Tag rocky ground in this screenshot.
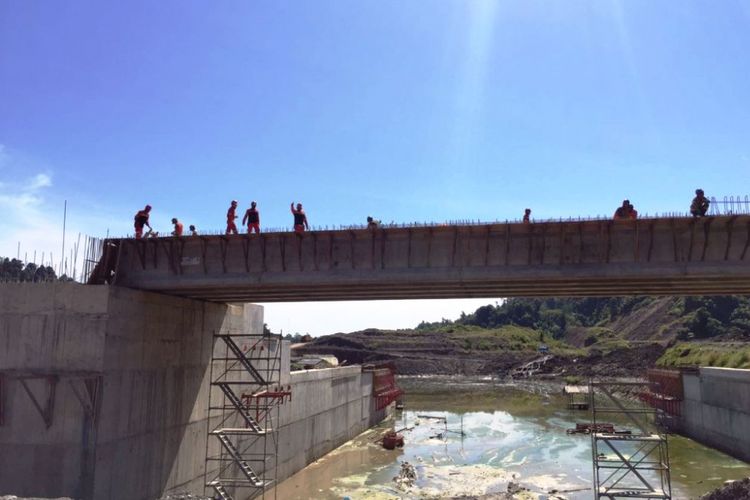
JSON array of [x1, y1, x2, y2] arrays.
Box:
[[700, 478, 750, 500]]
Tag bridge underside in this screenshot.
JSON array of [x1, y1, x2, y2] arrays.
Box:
[[94, 215, 750, 302], [153, 275, 750, 302]]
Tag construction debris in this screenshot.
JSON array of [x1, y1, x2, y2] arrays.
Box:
[[393, 461, 417, 490]]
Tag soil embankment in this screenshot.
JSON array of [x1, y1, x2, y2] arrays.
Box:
[[292, 328, 666, 377]]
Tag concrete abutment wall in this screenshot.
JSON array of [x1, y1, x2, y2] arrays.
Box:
[[679, 367, 750, 463], [0, 283, 389, 499]]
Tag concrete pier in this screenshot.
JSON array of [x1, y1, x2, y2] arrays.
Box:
[[0, 283, 390, 499]]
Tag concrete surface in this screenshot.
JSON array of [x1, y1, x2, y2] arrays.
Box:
[[275, 367, 387, 482], [102, 216, 750, 301], [680, 367, 750, 462], [0, 283, 389, 500]]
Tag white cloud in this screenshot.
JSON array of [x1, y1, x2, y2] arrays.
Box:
[[0, 147, 84, 275], [27, 173, 52, 190]]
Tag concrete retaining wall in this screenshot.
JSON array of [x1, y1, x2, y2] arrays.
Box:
[[275, 366, 386, 482], [0, 283, 389, 500], [680, 367, 750, 462]]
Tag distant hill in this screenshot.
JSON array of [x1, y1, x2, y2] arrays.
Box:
[[427, 296, 750, 343], [294, 296, 750, 375]]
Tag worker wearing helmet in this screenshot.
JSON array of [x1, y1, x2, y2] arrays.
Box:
[[226, 200, 239, 235], [291, 202, 309, 234], [134, 205, 152, 239], [243, 201, 261, 234]]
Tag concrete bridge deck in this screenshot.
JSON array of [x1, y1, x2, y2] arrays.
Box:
[[92, 215, 750, 301]]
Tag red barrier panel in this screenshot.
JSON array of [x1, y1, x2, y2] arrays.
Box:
[[647, 368, 684, 400], [365, 364, 403, 411], [639, 391, 682, 417]]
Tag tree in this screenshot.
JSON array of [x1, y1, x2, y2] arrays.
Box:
[[0, 257, 57, 282]]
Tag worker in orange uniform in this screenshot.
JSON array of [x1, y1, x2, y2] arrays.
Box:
[[613, 200, 631, 220], [134, 205, 152, 239], [627, 202, 638, 220], [242, 201, 261, 234], [291, 202, 309, 234], [171, 218, 184, 236], [226, 200, 239, 235]]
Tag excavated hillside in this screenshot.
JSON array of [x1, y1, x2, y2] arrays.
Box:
[[292, 296, 750, 376]]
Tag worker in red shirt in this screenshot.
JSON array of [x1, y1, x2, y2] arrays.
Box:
[[134, 205, 152, 239], [242, 201, 261, 234], [171, 218, 184, 236], [226, 200, 239, 235], [291, 202, 309, 234]]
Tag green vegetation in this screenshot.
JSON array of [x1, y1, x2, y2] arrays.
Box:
[[0, 257, 62, 282], [416, 296, 750, 343], [657, 342, 750, 369]]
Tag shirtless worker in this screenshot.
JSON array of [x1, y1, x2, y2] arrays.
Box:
[[134, 205, 152, 239], [226, 200, 239, 235], [171, 218, 184, 237], [291, 202, 309, 234], [242, 201, 261, 234]]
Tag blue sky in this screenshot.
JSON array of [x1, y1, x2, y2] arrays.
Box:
[[2, 1, 749, 334]]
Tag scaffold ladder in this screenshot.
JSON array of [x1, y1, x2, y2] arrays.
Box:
[[205, 330, 287, 500], [215, 382, 264, 433]]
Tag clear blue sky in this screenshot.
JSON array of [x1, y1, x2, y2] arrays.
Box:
[[2, 1, 749, 334]]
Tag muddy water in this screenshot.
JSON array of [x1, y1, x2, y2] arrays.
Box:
[[276, 377, 750, 499]]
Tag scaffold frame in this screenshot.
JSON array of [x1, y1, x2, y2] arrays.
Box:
[[589, 380, 672, 500], [204, 329, 290, 500]]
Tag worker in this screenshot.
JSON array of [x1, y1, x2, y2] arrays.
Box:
[[613, 200, 631, 220], [691, 189, 710, 217], [367, 216, 380, 229], [242, 201, 261, 234], [291, 202, 309, 234], [189, 225, 198, 236], [226, 200, 239, 235], [627, 202, 638, 220], [171, 218, 184, 237], [134, 205, 152, 239], [523, 208, 531, 223]]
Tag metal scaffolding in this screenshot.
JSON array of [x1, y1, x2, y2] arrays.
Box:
[[590, 380, 672, 499], [204, 330, 291, 500]]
